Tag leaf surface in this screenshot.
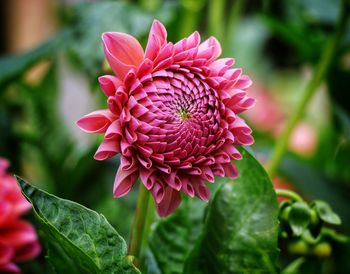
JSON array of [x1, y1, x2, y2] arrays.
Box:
[[17, 176, 140, 274], [185, 148, 280, 274]]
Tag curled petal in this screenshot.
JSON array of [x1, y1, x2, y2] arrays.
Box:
[[140, 168, 156, 190], [77, 110, 115, 134], [113, 165, 139, 198], [151, 182, 165, 204], [13, 241, 41, 262], [145, 20, 167, 60], [194, 184, 210, 202], [197, 36, 222, 63], [155, 187, 181, 217], [94, 138, 120, 161], [102, 32, 144, 79], [222, 163, 238, 179], [98, 75, 122, 97]]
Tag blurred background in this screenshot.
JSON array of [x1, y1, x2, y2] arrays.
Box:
[[0, 0, 349, 273]]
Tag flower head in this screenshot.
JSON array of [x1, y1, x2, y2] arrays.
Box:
[[0, 158, 41, 274], [77, 20, 254, 217]]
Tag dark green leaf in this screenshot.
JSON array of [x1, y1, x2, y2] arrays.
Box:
[[184, 148, 279, 274], [311, 200, 341, 225], [148, 198, 206, 274], [288, 202, 311, 236], [16, 176, 140, 274]]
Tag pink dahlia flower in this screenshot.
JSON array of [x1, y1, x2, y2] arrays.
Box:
[[77, 20, 254, 217], [0, 158, 41, 274]]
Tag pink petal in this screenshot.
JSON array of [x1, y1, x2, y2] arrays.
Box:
[[98, 75, 122, 97], [113, 165, 139, 198], [77, 110, 115, 134], [102, 32, 144, 79], [0, 262, 21, 274], [145, 20, 167, 60], [0, 202, 12, 227], [222, 163, 238, 179], [94, 138, 120, 161], [155, 187, 181, 217], [0, 220, 37, 248], [0, 244, 13, 265], [13, 241, 41, 262], [151, 182, 165, 204], [195, 184, 210, 202], [140, 168, 156, 190], [197, 36, 222, 62]]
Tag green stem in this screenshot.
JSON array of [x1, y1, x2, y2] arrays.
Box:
[[208, 0, 226, 41], [266, 0, 350, 177], [275, 189, 303, 202], [128, 182, 153, 264]]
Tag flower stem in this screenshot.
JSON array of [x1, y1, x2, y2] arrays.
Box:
[[266, 0, 350, 177], [128, 182, 153, 264], [275, 189, 303, 202]]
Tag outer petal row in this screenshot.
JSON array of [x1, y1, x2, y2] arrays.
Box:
[[102, 32, 145, 80]]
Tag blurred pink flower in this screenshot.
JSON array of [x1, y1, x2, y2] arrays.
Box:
[[77, 20, 254, 217], [289, 122, 317, 157], [0, 158, 41, 274], [246, 85, 318, 157], [244, 86, 285, 136]]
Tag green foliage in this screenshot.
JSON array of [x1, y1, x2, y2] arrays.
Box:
[[148, 198, 206, 274], [67, 1, 174, 79], [17, 176, 140, 274], [311, 200, 341, 225], [287, 202, 311, 236], [184, 149, 280, 274], [0, 32, 68, 87]]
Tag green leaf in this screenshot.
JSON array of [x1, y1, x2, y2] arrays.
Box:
[[148, 198, 206, 274], [288, 202, 311, 236], [311, 200, 341, 225], [16, 176, 140, 274], [184, 148, 279, 274], [281, 257, 306, 274], [0, 31, 68, 87]]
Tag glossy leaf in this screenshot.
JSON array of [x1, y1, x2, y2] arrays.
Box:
[[311, 200, 341, 225], [288, 202, 311, 236], [16, 176, 140, 274], [184, 148, 279, 274], [148, 198, 206, 274]]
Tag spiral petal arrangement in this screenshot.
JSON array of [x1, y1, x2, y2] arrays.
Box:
[[77, 20, 255, 217]]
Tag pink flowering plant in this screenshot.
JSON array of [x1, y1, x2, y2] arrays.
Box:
[[0, 159, 40, 274], [77, 20, 254, 217], [1, 1, 349, 273]]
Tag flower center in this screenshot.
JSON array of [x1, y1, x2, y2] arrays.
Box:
[[178, 109, 190, 121]]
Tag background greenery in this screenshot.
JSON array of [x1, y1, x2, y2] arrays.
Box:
[[0, 0, 349, 273]]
